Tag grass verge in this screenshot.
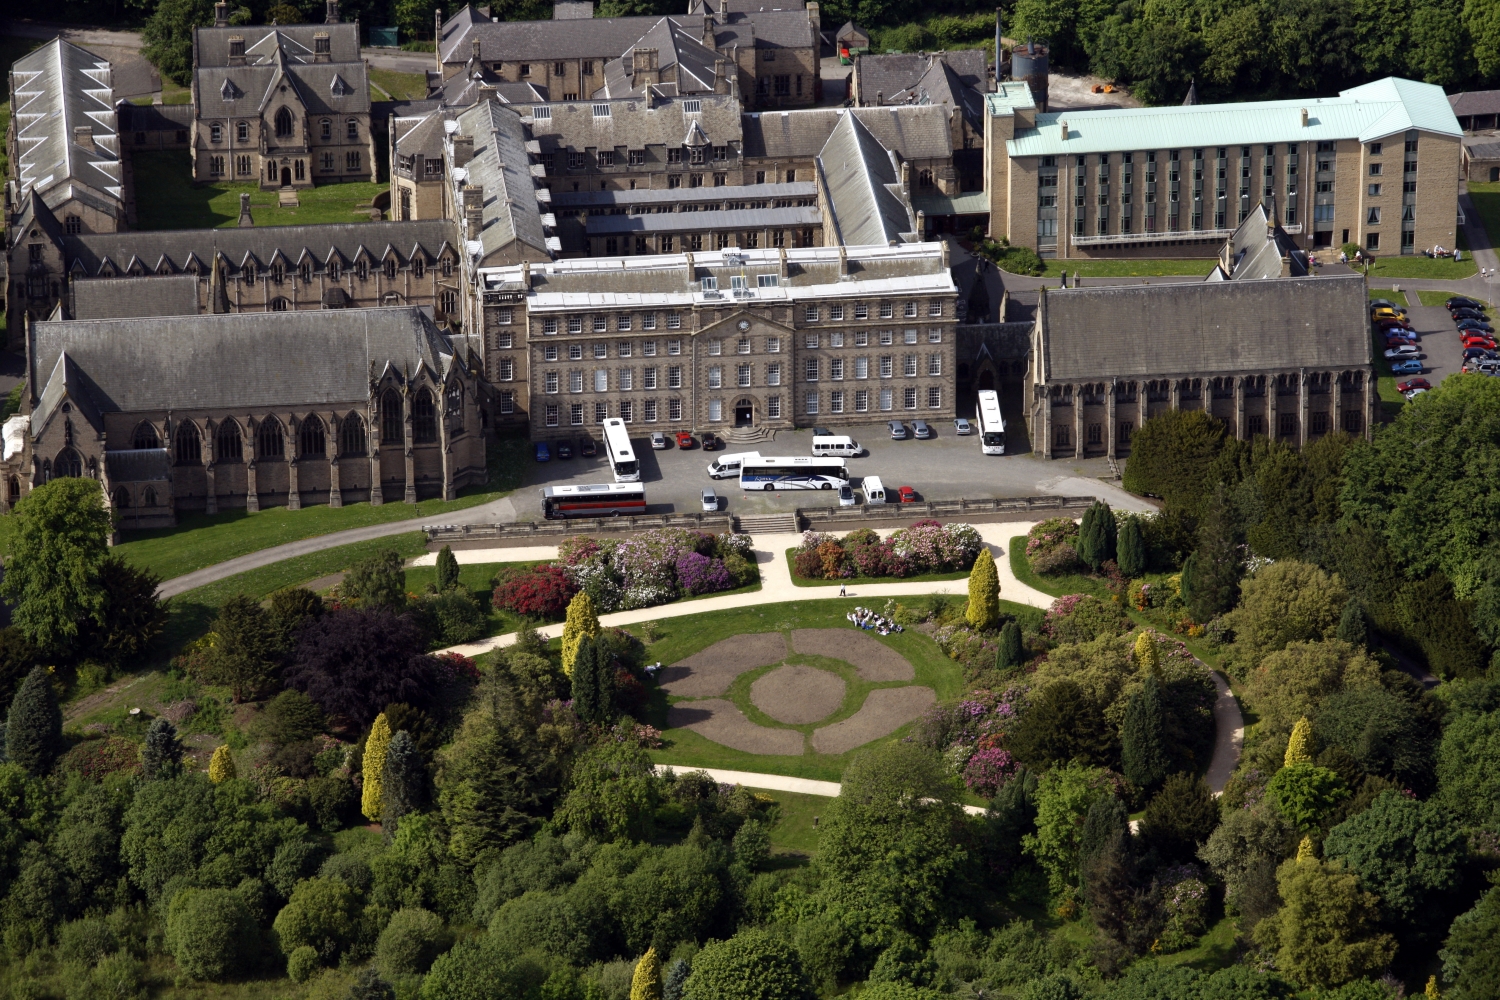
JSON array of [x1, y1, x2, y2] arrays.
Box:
[[1468, 181, 1500, 254], [1366, 255, 1477, 279], [1367, 331, 1407, 419], [1368, 288, 1408, 306], [1416, 289, 1490, 309], [782, 548, 969, 588], [369, 68, 428, 100], [1039, 259, 1215, 278], [132, 150, 386, 229]]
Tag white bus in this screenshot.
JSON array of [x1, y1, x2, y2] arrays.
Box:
[[600, 418, 640, 482], [542, 483, 647, 519], [977, 389, 1006, 455], [739, 456, 850, 491]]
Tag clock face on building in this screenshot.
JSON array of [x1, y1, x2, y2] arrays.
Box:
[[737, 319, 751, 331]]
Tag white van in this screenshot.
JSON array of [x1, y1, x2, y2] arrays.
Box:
[[862, 475, 887, 504], [812, 434, 860, 458], [706, 451, 761, 479]]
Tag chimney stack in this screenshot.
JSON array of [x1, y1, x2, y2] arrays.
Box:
[[1300, 108, 1309, 127], [464, 185, 484, 239], [940, 239, 950, 268], [632, 47, 659, 87], [325, 0, 339, 22], [452, 134, 475, 166], [1059, 119, 1067, 140], [214, 1, 228, 26], [472, 37, 481, 64], [314, 31, 331, 61], [73, 126, 94, 151]]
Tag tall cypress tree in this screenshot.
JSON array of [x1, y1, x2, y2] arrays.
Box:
[[141, 717, 184, 780], [995, 621, 1023, 672], [435, 546, 460, 592], [1336, 598, 1369, 649], [1117, 515, 1146, 577], [1120, 675, 1170, 792], [571, 637, 618, 727], [1078, 794, 1130, 894], [5, 666, 61, 776], [381, 730, 426, 837], [1181, 484, 1242, 622], [1077, 502, 1102, 570]]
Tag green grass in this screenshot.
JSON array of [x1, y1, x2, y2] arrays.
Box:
[[1151, 916, 1239, 972], [132, 150, 386, 230], [1468, 181, 1500, 254], [110, 435, 526, 582], [758, 789, 828, 855], [1369, 288, 1408, 307], [1367, 331, 1407, 418], [406, 560, 542, 637], [1416, 289, 1490, 309], [369, 68, 429, 100], [1040, 259, 1216, 278], [635, 599, 966, 781], [161, 82, 192, 105], [1365, 255, 1477, 279], [783, 548, 969, 587]]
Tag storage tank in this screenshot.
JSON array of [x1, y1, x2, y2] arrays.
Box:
[[1011, 39, 1049, 112]]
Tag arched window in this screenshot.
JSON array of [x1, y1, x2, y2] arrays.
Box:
[[215, 420, 243, 461], [7, 476, 19, 504], [40, 459, 51, 483], [445, 383, 464, 433], [356, 258, 369, 281], [320, 118, 332, 140], [340, 413, 367, 456], [244, 262, 257, 283], [115, 487, 130, 508], [412, 389, 437, 443], [381, 390, 403, 444], [275, 107, 294, 138], [440, 256, 453, 277], [175, 422, 201, 465], [54, 448, 82, 478], [133, 422, 160, 449], [383, 258, 397, 279], [329, 260, 342, 281], [299, 415, 326, 456], [143, 486, 157, 507], [256, 417, 285, 458], [412, 256, 425, 279], [271, 297, 290, 311]]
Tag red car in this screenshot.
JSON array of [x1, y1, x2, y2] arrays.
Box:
[[675, 430, 695, 449], [897, 485, 919, 503], [1462, 336, 1497, 349], [1385, 336, 1416, 348], [1395, 378, 1431, 393]]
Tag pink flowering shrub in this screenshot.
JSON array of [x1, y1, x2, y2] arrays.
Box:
[[1027, 517, 1082, 575], [794, 522, 979, 579], [964, 746, 1018, 798]]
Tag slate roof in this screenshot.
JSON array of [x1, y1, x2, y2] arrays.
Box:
[[709, 9, 816, 50], [428, 60, 547, 106], [394, 112, 446, 161], [31, 307, 454, 422], [453, 101, 553, 260], [70, 275, 201, 319], [687, 0, 807, 12], [741, 105, 952, 160], [8, 38, 123, 219], [1465, 135, 1500, 160], [1008, 76, 1460, 157], [527, 93, 743, 152], [1208, 202, 1307, 281], [195, 46, 370, 119], [599, 18, 724, 98], [1035, 274, 1370, 382], [583, 204, 818, 232], [115, 102, 194, 132], [60, 219, 456, 277], [1449, 90, 1500, 119], [106, 449, 172, 483], [195, 22, 362, 66], [816, 111, 915, 246], [854, 49, 986, 111], [551, 179, 816, 208]]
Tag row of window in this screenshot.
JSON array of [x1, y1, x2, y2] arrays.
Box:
[[806, 302, 945, 321], [804, 386, 941, 414], [534, 356, 945, 393], [177, 256, 454, 284], [505, 328, 947, 356], [541, 398, 696, 426], [543, 145, 734, 171], [596, 227, 814, 253], [208, 116, 359, 144], [805, 355, 943, 380], [207, 151, 360, 177]]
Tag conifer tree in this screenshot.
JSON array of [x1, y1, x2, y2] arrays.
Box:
[[381, 730, 426, 837], [1297, 835, 1316, 861], [561, 592, 601, 676], [1336, 598, 1369, 649], [1120, 675, 1170, 792], [208, 744, 236, 783], [662, 960, 690, 1000], [965, 552, 1001, 630], [1133, 630, 1160, 676], [362, 712, 393, 821], [1117, 515, 1146, 577], [630, 947, 664, 1000], [1180, 484, 1243, 622], [571, 636, 617, 727], [1285, 717, 1315, 766], [142, 717, 185, 779], [995, 621, 1023, 671], [1076, 501, 1117, 571], [435, 545, 460, 592], [5, 665, 62, 776]]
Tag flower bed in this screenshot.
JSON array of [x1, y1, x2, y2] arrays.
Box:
[[1026, 517, 1081, 575], [790, 522, 983, 582], [912, 687, 1024, 797]]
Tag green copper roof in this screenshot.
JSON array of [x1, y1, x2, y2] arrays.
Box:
[[1003, 77, 1460, 158]]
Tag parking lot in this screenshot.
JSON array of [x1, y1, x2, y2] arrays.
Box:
[[519, 418, 1149, 518], [1398, 298, 1466, 385]]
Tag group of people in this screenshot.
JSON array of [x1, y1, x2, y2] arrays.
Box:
[[847, 606, 904, 635]]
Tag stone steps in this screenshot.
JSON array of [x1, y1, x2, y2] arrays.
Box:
[[735, 512, 801, 534]]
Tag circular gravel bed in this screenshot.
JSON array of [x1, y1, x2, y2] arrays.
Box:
[[811, 686, 936, 755], [660, 632, 789, 697], [666, 699, 806, 755], [792, 628, 915, 682], [750, 664, 847, 724]]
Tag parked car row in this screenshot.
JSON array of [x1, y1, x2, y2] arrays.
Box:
[[1447, 296, 1498, 372], [887, 420, 934, 440], [651, 430, 723, 451]]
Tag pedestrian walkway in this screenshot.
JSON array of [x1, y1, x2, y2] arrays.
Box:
[[654, 765, 989, 815], [1204, 671, 1244, 796]]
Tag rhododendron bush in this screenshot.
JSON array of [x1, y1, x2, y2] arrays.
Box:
[[511, 529, 754, 614], [792, 522, 982, 580]]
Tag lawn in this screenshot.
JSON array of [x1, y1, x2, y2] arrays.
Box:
[[783, 548, 969, 588], [1368, 288, 1408, 306], [111, 435, 527, 583], [757, 789, 828, 856], [1416, 289, 1490, 309], [369, 68, 429, 100], [1040, 259, 1216, 278], [161, 81, 192, 105], [132, 150, 386, 230], [1367, 331, 1407, 418], [406, 560, 542, 638], [1365, 255, 1477, 279]]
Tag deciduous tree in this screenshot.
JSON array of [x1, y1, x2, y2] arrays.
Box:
[[1023, 761, 1110, 895], [1323, 791, 1463, 929], [1266, 763, 1348, 831], [682, 928, 812, 1000], [1441, 885, 1500, 1000], [165, 888, 259, 981], [285, 608, 438, 725], [1252, 856, 1397, 989], [0, 478, 112, 654]]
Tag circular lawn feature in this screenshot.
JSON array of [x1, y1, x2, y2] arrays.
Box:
[[659, 632, 789, 697], [791, 628, 915, 681], [666, 699, 806, 755], [750, 664, 847, 724], [811, 686, 937, 755]]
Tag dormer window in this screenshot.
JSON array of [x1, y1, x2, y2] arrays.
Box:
[[330, 75, 352, 97], [228, 36, 245, 59], [220, 78, 241, 100], [314, 32, 330, 54]]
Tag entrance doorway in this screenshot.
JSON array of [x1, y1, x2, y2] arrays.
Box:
[[280, 166, 292, 186], [977, 367, 995, 392], [733, 398, 754, 426]]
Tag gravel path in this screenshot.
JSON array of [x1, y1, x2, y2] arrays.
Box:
[[811, 686, 936, 755], [751, 665, 847, 724], [660, 632, 788, 697], [791, 628, 915, 681], [652, 764, 988, 816], [665, 699, 806, 755], [1204, 670, 1244, 796]]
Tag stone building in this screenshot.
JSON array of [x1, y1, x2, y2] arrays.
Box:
[[3, 307, 487, 522], [1026, 273, 1373, 460], [850, 49, 987, 189], [116, 103, 193, 155], [474, 241, 957, 438], [191, 1, 376, 189], [986, 76, 1462, 259]]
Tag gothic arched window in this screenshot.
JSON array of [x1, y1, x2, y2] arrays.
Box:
[[175, 422, 201, 465], [275, 107, 294, 138], [381, 390, 403, 444], [299, 415, 326, 456], [383, 258, 397, 279], [256, 417, 285, 458], [54, 448, 82, 478], [412, 389, 437, 443], [340, 413, 367, 456], [445, 384, 464, 433], [115, 487, 130, 509], [143, 486, 158, 507], [133, 421, 160, 449], [216, 420, 243, 461]]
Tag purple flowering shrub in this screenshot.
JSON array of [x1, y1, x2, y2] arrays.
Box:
[[793, 522, 980, 580], [964, 746, 1018, 798], [676, 552, 733, 595], [1027, 517, 1082, 575], [554, 529, 747, 610]]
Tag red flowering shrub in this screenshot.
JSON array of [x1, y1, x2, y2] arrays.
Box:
[[492, 563, 576, 617], [817, 540, 852, 580], [436, 651, 481, 685], [614, 667, 648, 715], [58, 737, 143, 781], [793, 548, 823, 580]]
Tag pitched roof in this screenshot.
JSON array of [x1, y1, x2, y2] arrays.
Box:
[[453, 101, 554, 260], [583, 204, 818, 232], [195, 21, 362, 66], [550, 178, 815, 208], [741, 105, 952, 160], [687, 0, 807, 12], [709, 8, 816, 49], [31, 307, 454, 417], [1464, 135, 1500, 160], [1035, 275, 1371, 382], [1209, 202, 1307, 280], [61, 219, 456, 277], [816, 111, 916, 246], [527, 93, 743, 152], [70, 275, 201, 319], [394, 111, 446, 160], [1007, 76, 1461, 157], [195, 52, 370, 118], [7, 38, 122, 219], [1450, 90, 1500, 118], [854, 49, 986, 110], [599, 17, 725, 98]]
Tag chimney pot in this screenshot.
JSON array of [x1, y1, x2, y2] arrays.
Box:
[[73, 125, 94, 150], [325, 0, 339, 22], [1300, 107, 1309, 126], [214, 0, 228, 26]]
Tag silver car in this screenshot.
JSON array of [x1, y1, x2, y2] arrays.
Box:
[[701, 489, 718, 511], [912, 419, 933, 439], [888, 420, 908, 440], [953, 417, 973, 435], [838, 484, 858, 506]]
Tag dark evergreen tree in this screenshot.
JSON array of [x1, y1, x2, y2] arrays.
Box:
[[341, 549, 407, 608], [1077, 503, 1103, 571], [995, 621, 1023, 672], [1117, 515, 1146, 577], [381, 731, 426, 837], [5, 666, 61, 776], [1077, 795, 1130, 896], [142, 717, 185, 780], [1336, 597, 1369, 650], [1120, 676, 1171, 793], [265, 586, 325, 656], [348, 967, 396, 1000], [1079, 798, 1139, 950], [435, 546, 460, 592], [1140, 773, 1220, 863], [1180, 485, 1242, 622], [571, 636, 618, 727]]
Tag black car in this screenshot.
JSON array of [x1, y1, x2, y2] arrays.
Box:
[[556, 441, 573, 459], [1447, 296, 1484, 310], [1463, 347, 1498, 360], [1452, 308, 1489, 321], [1457, 319, 1495, 333], [579, 438, 598, 458]]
